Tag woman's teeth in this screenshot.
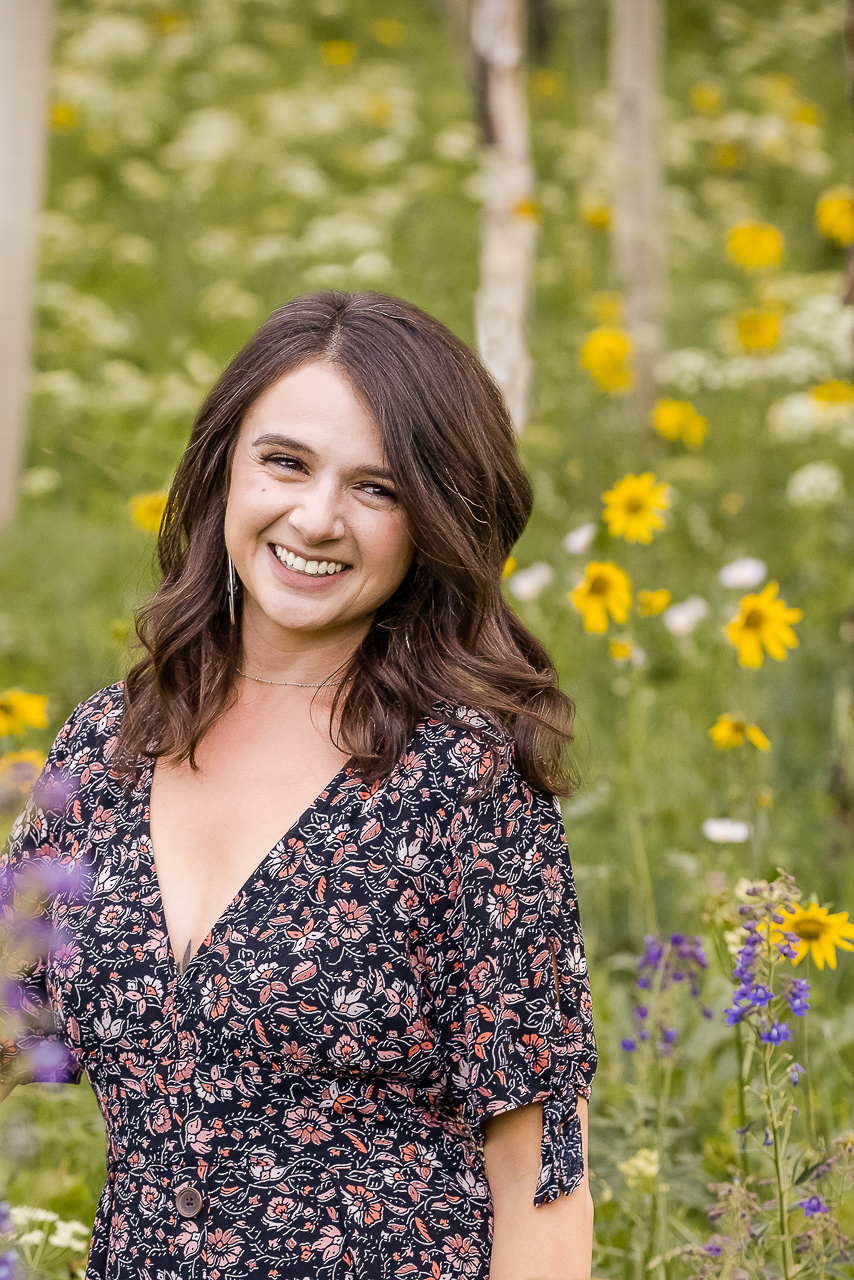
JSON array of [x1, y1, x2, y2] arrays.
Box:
[[274, 546, 347, 576]]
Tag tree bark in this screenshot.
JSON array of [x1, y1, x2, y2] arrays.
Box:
[[610, 0, 665, 426], [471, 0, 537, 431], [0, 0, 53, 526]]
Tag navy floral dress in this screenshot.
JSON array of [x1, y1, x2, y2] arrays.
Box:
[[1, 684, 596, 1280]]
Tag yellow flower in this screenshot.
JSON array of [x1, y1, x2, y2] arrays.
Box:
[[531, 69, 562, 97], [709, 714, 771, 751], [651, 399, 707, 448], [756, 787, 774, 809], [690, 83, 721, 115], [736, 309, 780, 352], [50, 103, 77, 132], [373, 20, 405, 46], [0, 750, 46, 801], [726, 220, 785, 271], [637, 589, 671, 617], [570, 562, 632, 634], [579, 327, 634, 393], [589, 292, 624, 325], [715, 143, 743, 170], [502, 555, 517, 579], [512, 198, 541, 222], [130, 491, 168, 534], [0, 690, 49, 737], [602, 473, 670, 544], [815, 187, 854, 247], [772, 902, 854, 970], [723, 581, 802, 669], [609, 639, 633, 663], [792, 100, 822, 126], [581, 202, 611, 230], [810, 379, 854, 405], [321, 40, 357, 66]]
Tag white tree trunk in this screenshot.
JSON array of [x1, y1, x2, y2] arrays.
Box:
[[0, 0, 53, 525], [610, 0, 665, 423], [471, 0, 536, 432]]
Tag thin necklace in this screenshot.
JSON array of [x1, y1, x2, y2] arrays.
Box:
[[238, 669, 349, 688]]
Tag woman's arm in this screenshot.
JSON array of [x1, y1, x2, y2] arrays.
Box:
[[484, 1097, 592, 1280]]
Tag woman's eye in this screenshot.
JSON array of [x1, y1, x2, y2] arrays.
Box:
[[265, 454, 304, 472], [362, 483, 396, 501]]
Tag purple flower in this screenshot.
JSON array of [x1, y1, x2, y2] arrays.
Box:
[[724, 1006, 745, 1025], [788, 1062, 806, 1086], [0, 1251, 17, 1280], [749, 984, 773, 1009], [635, 1005, 648, 1020], [621, 1038, 636, 1052], [798, 1196, 829, 1218], [759, 1019, 792, 1046], [661, 1027, 677, 1045], [25, 1040, 75, 1083], [0, 1202, 10, 1233], [704, 1238, 724, 1257], [763, 1128, 773, 1146], [786, 979, 810, 1017]]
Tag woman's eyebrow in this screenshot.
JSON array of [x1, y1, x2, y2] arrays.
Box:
[[252, 432, 395, 481]]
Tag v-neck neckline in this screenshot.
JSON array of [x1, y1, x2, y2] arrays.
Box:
[[138, 752, 357, 982]]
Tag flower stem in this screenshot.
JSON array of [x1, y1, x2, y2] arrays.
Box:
[[763, 1043, 794, 1279], [734, 1021, 750, 1177]]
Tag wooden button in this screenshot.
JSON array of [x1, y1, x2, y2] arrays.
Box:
[[174, 1185, 203, 1219]]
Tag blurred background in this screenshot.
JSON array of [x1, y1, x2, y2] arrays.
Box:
[[2, 0, 854, 1275]]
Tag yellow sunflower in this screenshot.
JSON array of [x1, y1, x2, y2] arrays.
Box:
[[815, 187, 854, 247], [609, 639, 633, 662], [726, 220, 785, 271], [0, 690, 49, 737], [579, 327, 634, 393], [502, 556, 517, 580], [723, 581, 802, 669], [772, 902, 854, 970], [709, 713, 771, 751], [637, 589, 671, 617], [652, 399, 707, 448], [736, 309, 780, 352], [570, 562, 632, 634], [130, 491, 168, 534], [602, 473, 671, 544]]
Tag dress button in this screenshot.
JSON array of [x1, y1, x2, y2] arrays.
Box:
[[174, 1185, 203, 1219]]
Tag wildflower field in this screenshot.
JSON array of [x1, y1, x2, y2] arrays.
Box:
[[3, 0, 854, 1275]]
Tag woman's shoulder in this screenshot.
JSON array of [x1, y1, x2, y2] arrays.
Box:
[[405, 698, 515, 802], [53, 681, 125, 759]]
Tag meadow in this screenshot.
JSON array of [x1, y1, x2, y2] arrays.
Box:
[[2, 0, 854, 1275]]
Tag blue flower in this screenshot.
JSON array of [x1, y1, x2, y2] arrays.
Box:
[[759, 1019, 792, 1045], [798, 1196, 829, 1218], [0, 1252, 16, 1280], [788, 1062, 806, 1086], [661, 1027, 677, 1045], [786, 979, 810, 1017], [749, 984, 773, 1008], [621, 1038, 636, 1052], [724, 1007, 744, 1025]]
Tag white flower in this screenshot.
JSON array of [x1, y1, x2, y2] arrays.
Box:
[[66, 16, 151, 65], [351, 251, 393, 280], [718, 557, 766, 589], [617, 1148, 659, 1188], [787, 461, 844, 507], [702, 819, 751, 844], [434, 123, 477, 162], [196, 281, 261, 323], [162, 109, 246, 171], [302, 213, 383, 256], [563, 522, 597, 554], [48, 1219, 89, 1251], [767, 393, 822, 441], [9, 1207, 58, 1225], [20, 467, 61, 497], [662, 596, 708, 636], [17, 1229, 47, 1246], [508, 562, 554, 602], [629, 645, 648, 670]]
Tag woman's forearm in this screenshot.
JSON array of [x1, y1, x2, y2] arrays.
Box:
[[485, 1097, 593, 1280]]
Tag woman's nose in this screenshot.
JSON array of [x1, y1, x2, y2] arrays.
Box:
[[287, 480, 346, 543]]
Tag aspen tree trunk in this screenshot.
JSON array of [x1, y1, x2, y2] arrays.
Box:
[[471, 0, 537, 431], [0, 0, 53, 526], [610, 0, 665, 426], [843, 0, 854, 307]]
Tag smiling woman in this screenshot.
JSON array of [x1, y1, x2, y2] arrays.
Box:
[[1, 292, 597, 1280]]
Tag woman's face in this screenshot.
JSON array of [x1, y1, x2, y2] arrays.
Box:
[[224, 360, 415, 648]]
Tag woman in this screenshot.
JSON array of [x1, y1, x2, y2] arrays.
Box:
[[1, 291, 596, 1280]]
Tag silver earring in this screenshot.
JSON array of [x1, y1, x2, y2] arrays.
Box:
[[227, 554, 238, 625]]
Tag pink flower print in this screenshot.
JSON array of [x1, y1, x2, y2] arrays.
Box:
[[541, 862, 562, 907], [315, 1222, 345, 1262], [90, 805, 116, 842], [341, 1183, 383, 1227], [148, 1103, 173, 1135], [487, 883, 517, 929], [199, 972, 229, 1019], [53, 940, 82, 982], [97, 901, 127, 931], [272, 838, 305, 878], [139, 1183, 163, 1215], [560, 1016, 584, 1054], [283, 1106, 333, 1145], [330, 1033, 366, 1069], [184, 1115, 215, 1154], [520, 1032, 550, 1073], [443, 1233, 482, 1275], [176, 1219, 201, 1259], [247, 1150, 287, 1182], [204, 1228, 243, 1268], [395, 887, 420, 919], [469, 960, 494, 994], [110, 1212, 129, 1252], [263, 1195, 296, 1227], [451, 736, 479, 772], [394, 751, 426, 790], [327, 899, 371, 941], [281, 1040, 316, 1070]]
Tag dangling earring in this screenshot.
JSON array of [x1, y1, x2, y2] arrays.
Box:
[[226, 554, 238, 625]]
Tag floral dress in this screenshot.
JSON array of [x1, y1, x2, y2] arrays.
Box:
[[1, 684, 596, 1280]]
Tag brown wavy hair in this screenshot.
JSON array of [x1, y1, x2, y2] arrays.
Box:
[[116, 290, 579, 797]]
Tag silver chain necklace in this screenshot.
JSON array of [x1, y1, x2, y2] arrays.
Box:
[[238, 668, 348, 689]]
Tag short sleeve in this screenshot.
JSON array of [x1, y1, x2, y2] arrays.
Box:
[[0, 707, 85, 1086], [432, 753, 597, 1206]]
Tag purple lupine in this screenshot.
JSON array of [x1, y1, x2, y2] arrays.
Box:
[[0, 1252, 16, 1280], [786, 979, 810, 1017], [788, 1062, 806, 1086], [777, 930, 799, 960], [797, 1196, 829, 1218], [759, 1019, 792, 1046], [704, 1236, 725, 1257], [0, 1203, 10, 1233], [25, 1040, 75, 1083], [621, 1038, 636, 1052]]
